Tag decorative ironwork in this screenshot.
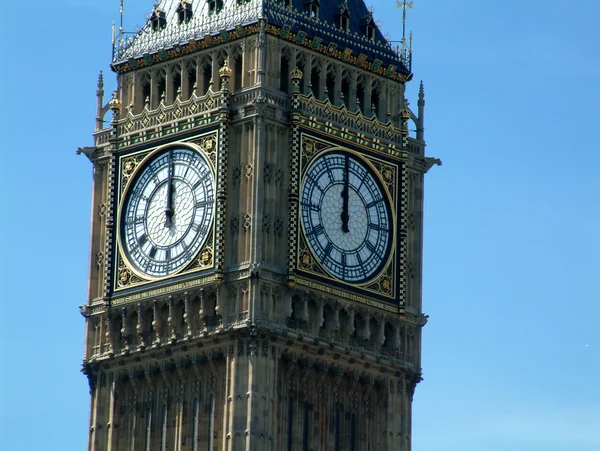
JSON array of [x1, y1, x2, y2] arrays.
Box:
[[114, 1, 263, 61]]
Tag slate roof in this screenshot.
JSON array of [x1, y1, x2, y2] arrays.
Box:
[[114, 0, 409, 75]]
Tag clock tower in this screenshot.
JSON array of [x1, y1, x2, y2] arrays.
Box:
[[80, 1, 439, 450]]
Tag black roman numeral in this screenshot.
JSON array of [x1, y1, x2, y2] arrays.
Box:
[[366, 198, 384, 208], [149, 246, 157, 259], [193, 173, 211, 190], [138, 234, 148, 246], [366, 241, 376, 253], [308, 224, 324, 236], [196, 198, 213, 209], [369, 223, 387, 232]]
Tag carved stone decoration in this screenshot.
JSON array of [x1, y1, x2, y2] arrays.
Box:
[[243, 213, 252, 232], [232, 166, 242, 185], [96, 251, 105, 268], [262, 214, 271, 234], [245, 163, 253, 180], [264, 162, 273, 184], [120, 155, 144, 192], [275, 167, 284, 185], [230, 215, 240, 235], [274, 217, 284, 237]]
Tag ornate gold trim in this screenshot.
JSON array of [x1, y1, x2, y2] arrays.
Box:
[[295, 132, 399, 301], [114, 133, 218, 289]]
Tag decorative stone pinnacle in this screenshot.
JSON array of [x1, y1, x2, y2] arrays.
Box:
[[219, 61, 232, 79]]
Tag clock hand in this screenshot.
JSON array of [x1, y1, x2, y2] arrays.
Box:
[[341, 154, 350, 233], [164, 150, 174, 228]]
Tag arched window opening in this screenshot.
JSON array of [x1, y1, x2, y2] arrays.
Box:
[[280, 54, 290, 93], [308, 0, 319, 19], [208, 0, 224, 15], [172, 71, 182, 102], [177, 1, 193, 24], [157, 75, 166, 107], [296, 59, 306, 95], [187, 67, 196, 99], [326, 72, 335, 102], [310, 66, 320, 99], [150, 8, 167, 32], [371, 87, 381, 118], [202, 63, 212, 94], [366, 25, 375, 41], [356, 83, 365, 113], [341, 77, 350, 108], [142, 81, 151, 110], [233, 54, 243, 91]]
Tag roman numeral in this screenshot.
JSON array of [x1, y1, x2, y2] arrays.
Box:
[[165, 249, 171, 261], [307, 224, 324, 236], [196, 199, 213, 209], [366, 241, 376, 253], [369, 223, 387, 232], [366, 198, 384, 208], [193, 173, 211, 190], [149, 246, 157, 259], [301, 202, 320, 212], [324, 242, 333, 257], [138, 234, 148, 247]]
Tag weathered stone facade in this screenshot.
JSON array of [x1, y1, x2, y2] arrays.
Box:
[[80, 1, 438, 449]]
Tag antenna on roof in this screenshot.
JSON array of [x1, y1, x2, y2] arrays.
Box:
[[396, 1, 413, 70], [119, 0, 125, 44]]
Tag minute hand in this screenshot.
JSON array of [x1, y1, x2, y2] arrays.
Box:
[[341, 155, 350, 233], [164, 151, 174, 228]]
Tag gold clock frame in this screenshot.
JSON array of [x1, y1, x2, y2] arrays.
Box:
[[113, 132, 219, 291], [290, 130, 407, 312]]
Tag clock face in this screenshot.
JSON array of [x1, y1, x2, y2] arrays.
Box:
[[300, 152, 393, 283], [120, 146, 215, 278]]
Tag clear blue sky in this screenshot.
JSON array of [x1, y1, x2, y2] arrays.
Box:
[[0, 1, 598, 450]]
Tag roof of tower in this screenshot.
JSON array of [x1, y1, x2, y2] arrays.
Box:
[[112, 0, 411, 80]]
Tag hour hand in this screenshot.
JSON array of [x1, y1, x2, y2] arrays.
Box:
[[341, 186, 350, 233], [164, 183, 173, 228]]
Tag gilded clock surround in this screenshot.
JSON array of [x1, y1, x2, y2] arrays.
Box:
[[290, 131, 406, 312], [114, 132, 219, 291]]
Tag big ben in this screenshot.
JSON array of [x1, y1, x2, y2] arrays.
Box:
[[79, 1, 439, 450]]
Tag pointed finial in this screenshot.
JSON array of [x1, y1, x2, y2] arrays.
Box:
[[176, 85, 182, 99], [97, 71, 104, 97], [419, 81, 425, 99], [160, 91, 166, 103], [144, 96, 150, 109]]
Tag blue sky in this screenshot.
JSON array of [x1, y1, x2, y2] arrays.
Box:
[[0, 1, 598, 450]]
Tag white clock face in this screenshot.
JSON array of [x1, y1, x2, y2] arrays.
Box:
[[120, 147, 215, 278], [300, 152, 392, 283]]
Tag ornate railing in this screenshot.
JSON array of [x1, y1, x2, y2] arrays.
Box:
[[113, 0, 409, 72], [115, 1, 263, 62], [94, 90, 223, 148], [295, 94, 407, 149], [264, 0, 410, 71]]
